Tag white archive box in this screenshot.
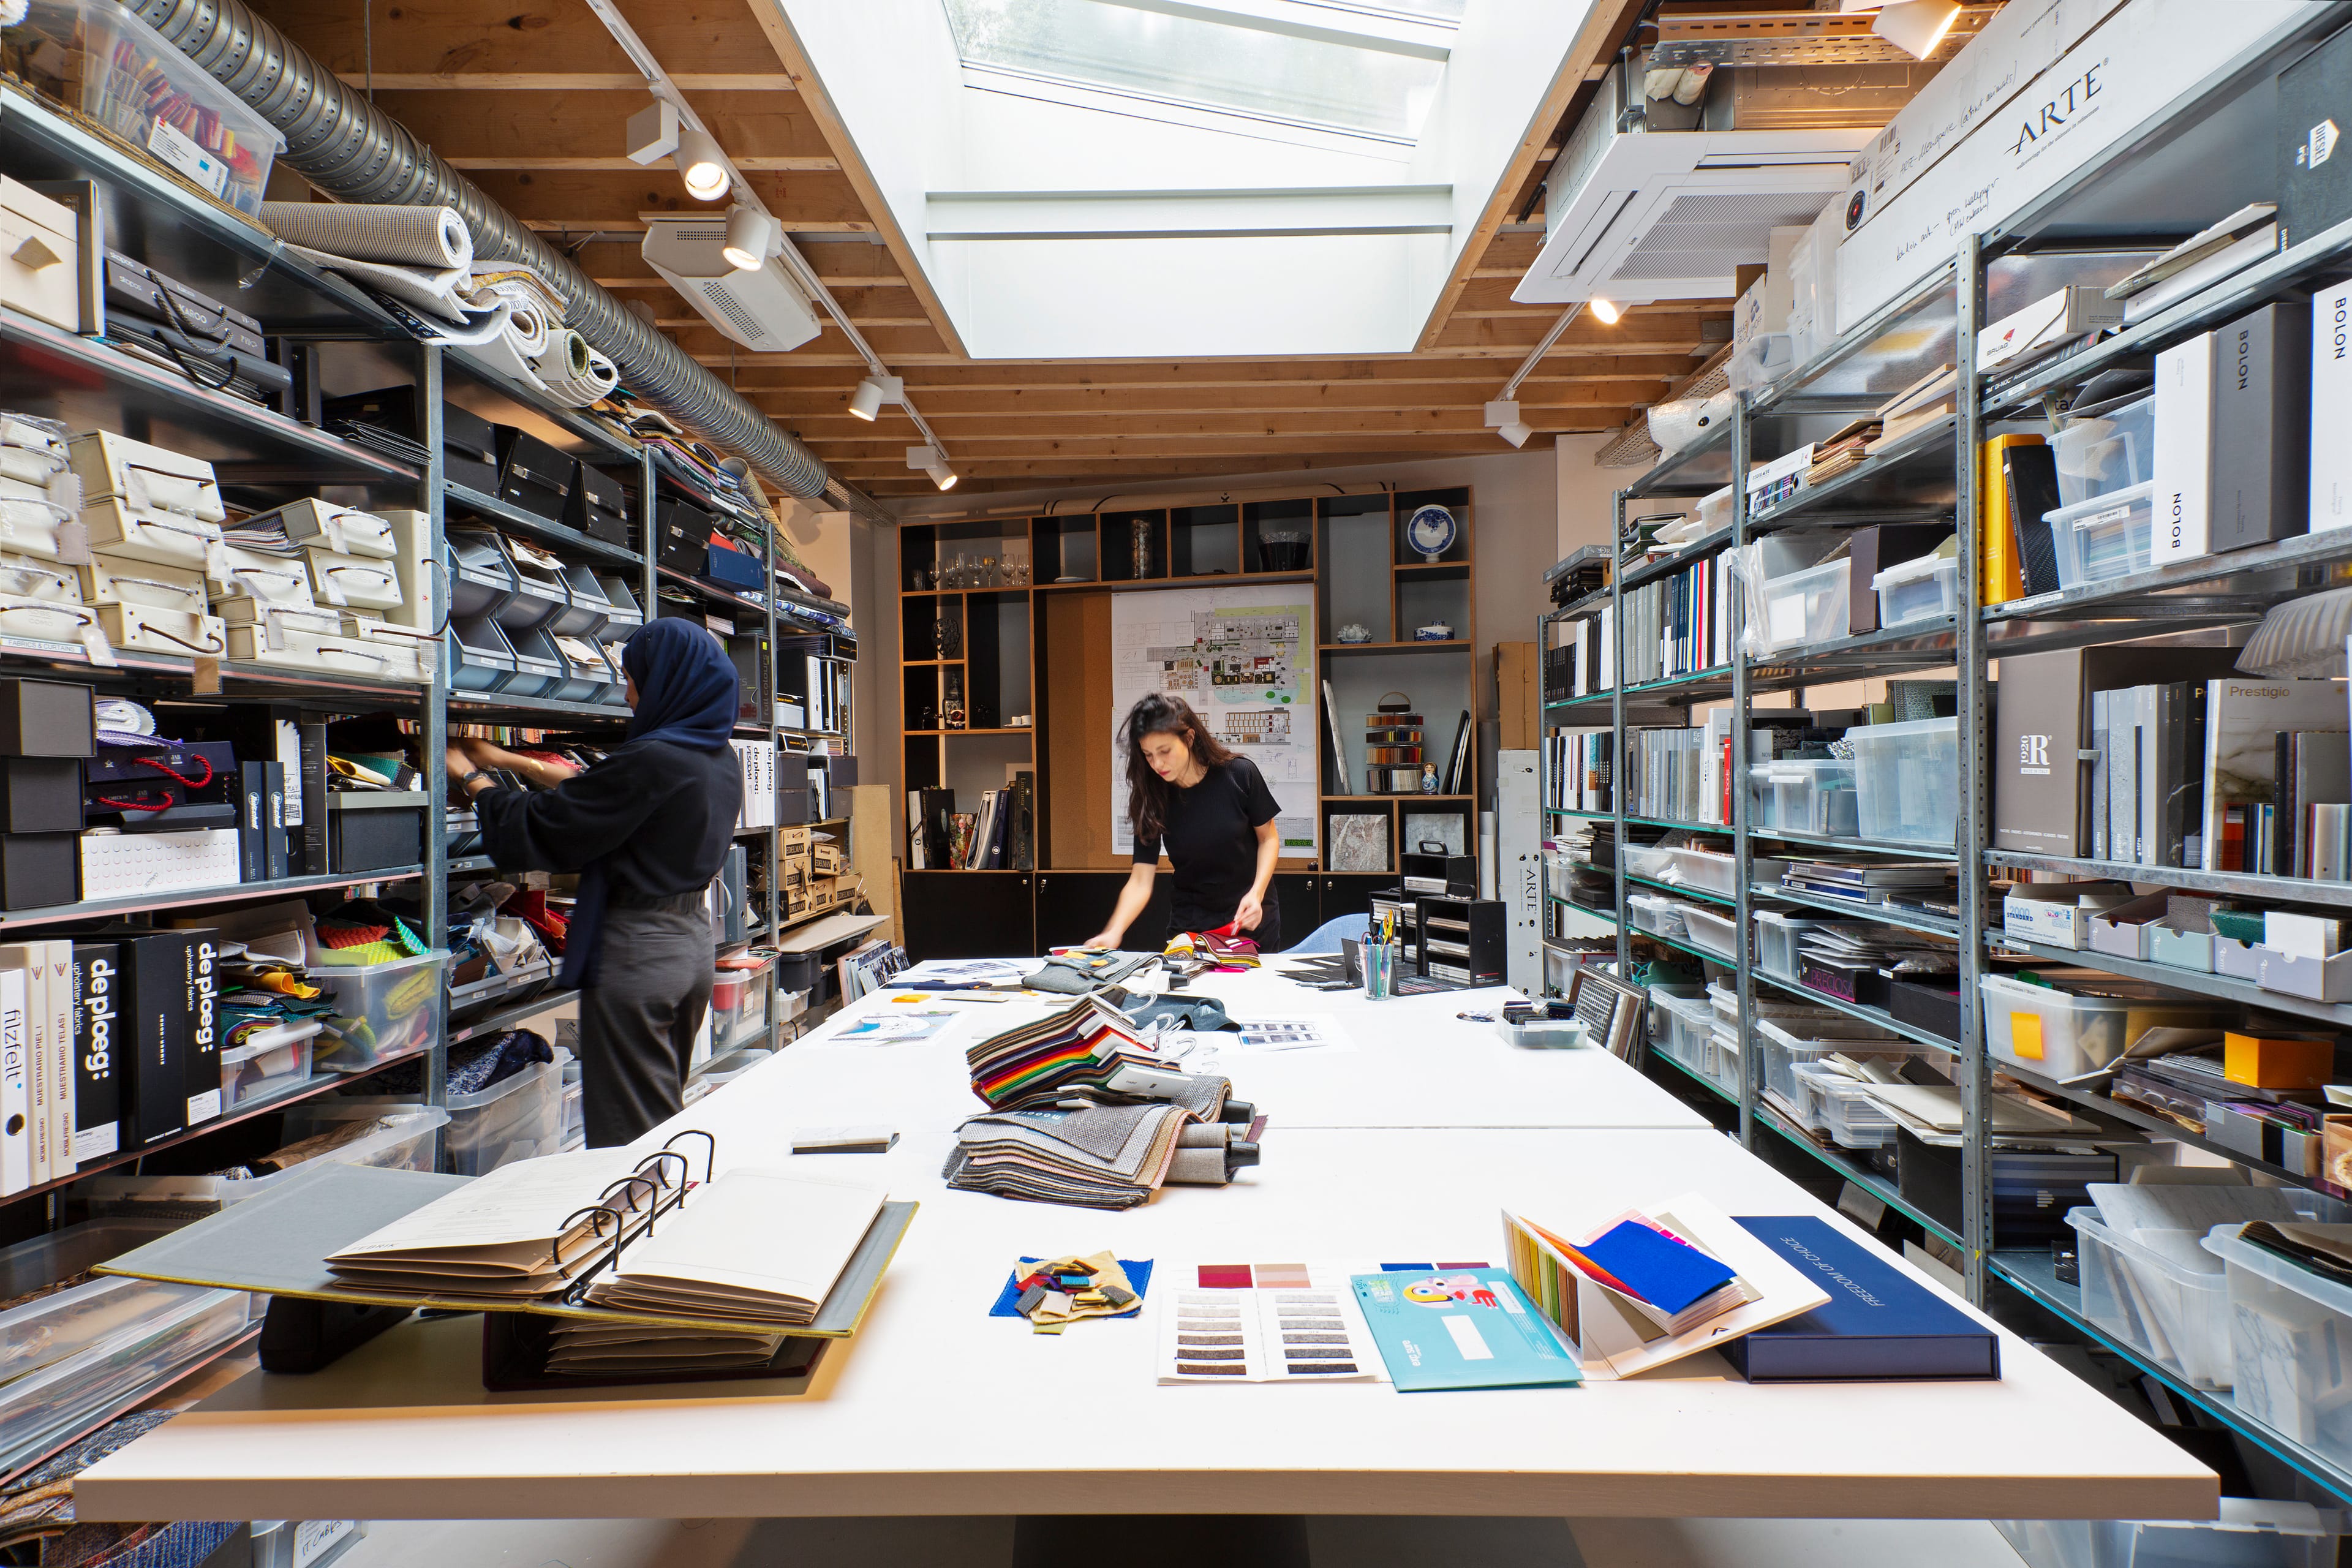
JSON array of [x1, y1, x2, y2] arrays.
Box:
[[0, 484, 85, 562], [207, 545, 313, 609], [374, 510, 435, 634], [66, 432, 222, 520], [224, 620, 407, 682], [337, 614, 434, 682], [242, 499, 394, 559], [94, 603, 224, 659], [219, 600, 336, 635], [80, 553, 207, 614], [0, 595, 102, 649], [78, 499, 222, 573], [0, 554, 77, 606], [0, 176, 82, 333], [304, 548, 401, 611], [80, 827, 240, 897]]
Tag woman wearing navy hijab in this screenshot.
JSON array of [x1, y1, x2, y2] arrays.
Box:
[[450, 618, 744, 1145]]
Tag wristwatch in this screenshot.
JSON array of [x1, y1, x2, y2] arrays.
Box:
[[457, 769, 490, 791]]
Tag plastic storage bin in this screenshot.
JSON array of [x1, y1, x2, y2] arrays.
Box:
[[1849, 716, 1959, 846], [1998, 1506, 2352, 1568], [1747, 758, 1859, 837], [1980, 973, 2229, 1078], [448, 616, 518, 693], [1790, 1061, 1897, 1147], [2070, 1207, 2236, 1390], [493, 541, 568, 633], [712, 952, 774, 1050], [2207, 1225, 2352, 1469], [446, 533, 517, 622], [1754, 1017, 1924, 1104], [1681, 904, 1738, 959], [9, 0, 285, 216], [498, 624, 565, 699], [1627, 892, 1687, 940], [443, 1058, 562, 1175], [1648, 989, 1713, 1076], [2051, 394, 2155, 509], [217, 1020, 320, 1109], [250, 1521, 366, 1568], [1755, 912, 1829, 982], [2051, 481, 2155, 589], [81, 1108, 447, 1221], [309, 949, 448, 1071], [595, 571, 644, 633], [550, 564, 614, 638], [1872, 552, 1959, 628], [1757, 558, 1850, 654]]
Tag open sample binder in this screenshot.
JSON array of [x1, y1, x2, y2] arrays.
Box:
[[90, 1132, 918, 1389]]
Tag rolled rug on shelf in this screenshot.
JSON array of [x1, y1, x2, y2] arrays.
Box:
[[470, 297, 554, 393], [258, 202, 473, 271], [535, 329, 619, 407]]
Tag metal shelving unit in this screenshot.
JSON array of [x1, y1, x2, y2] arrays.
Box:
[[1535, 5, 2352, 1507]]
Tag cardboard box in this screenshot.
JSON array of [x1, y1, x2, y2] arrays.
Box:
[[1495, 641, 1539, 751], [2226, 1031, 2337, 1090], [813, 842, 846, 876], [2328, 1115, 2352, 1187], [2003, 884, 2133, 949]]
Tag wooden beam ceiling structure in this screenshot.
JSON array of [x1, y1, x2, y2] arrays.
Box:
[[262, 0, 1718, 500]]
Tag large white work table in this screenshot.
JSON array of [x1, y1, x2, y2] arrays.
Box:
[[78, 963, 2212, 1525]]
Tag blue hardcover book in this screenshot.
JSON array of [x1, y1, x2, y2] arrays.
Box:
[[1722, 1217, 2000, 1382], [1349, 1270, 1582, 1392]]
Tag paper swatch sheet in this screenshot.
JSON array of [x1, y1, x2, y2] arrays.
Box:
[[1158, 1261, 1387, 1383]]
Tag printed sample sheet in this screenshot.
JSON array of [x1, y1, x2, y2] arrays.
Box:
[[1157, 1261, 1387, 1383]]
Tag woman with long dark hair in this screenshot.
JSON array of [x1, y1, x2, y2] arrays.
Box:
[[1085, 692, 1282, 949]]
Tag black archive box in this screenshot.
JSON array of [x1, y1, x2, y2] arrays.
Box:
[[328, 791, 426, 873], [654, 499, 713, 573], [493, 426, 573, 522], [569, 461, 631, 546], [0, 758, 82, 834], [0, 834, 75, 909], [0, 679, 93, 758]]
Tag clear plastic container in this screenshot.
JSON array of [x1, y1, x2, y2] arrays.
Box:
[[1757, 557, 1851, 654], [1754, 1017, 1924, 1103], [442, 1059, 562, 1175], [308, 949, 448, 1072], [1980, 973, 2230, 1078], [8, 0, 285, 216], [250, 1520, 366, 1568], [1627, 892, 1687, 939], [2051, 394, 2155, 509], [2051, 481, 2155, 589], [2070, 1207, 2236, 1390], [1648, 989, 1713, 1072], [712, 953, 774, 1050], [1872, 552, 1959, 628], [1849, 716, 1959, 846], [81, 1109, 447, 1221], [1681, 904, 1738, 959], [1747, 758, 1859, 837], [1790, 1062, 1897, 1147], [1707, 1025, 1741, 1096], [217, 1020, 320, 1109], [1999, 1507, 2352, 1568], [1623, 845, 1676, 883], [0, 1273, 251, 1476], [2207, 1225, 2352, 1471], [1755, 912, 1828, 982]]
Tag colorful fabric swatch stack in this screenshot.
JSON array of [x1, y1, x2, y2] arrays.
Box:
[[965, 995, 1198, 1111], [943, 1102, 1191, 1209]]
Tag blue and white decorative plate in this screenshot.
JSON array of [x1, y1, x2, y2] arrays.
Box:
[[1406, 504, 1457, 561]]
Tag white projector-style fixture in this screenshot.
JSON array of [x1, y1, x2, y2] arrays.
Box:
[[1512, 63, 1876, 307], [641, 214, 821, 353]]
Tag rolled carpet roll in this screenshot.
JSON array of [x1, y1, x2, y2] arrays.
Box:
[[535, 329, 619, 407], [258, 202, 472, 271]]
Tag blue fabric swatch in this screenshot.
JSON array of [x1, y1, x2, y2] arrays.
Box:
[[1578, 1221, 1736, 1314]]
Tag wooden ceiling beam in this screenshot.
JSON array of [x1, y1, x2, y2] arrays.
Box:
[[786, 406, 1642, 441], [464, 169, 872, 227], [333, 72, 796, 89], [265, 0, 782, 77], [810, 431, 1624, 462], [364, 89, 834, 163], [746, 380, 1672, 417], [722, 354, 1704, 393]]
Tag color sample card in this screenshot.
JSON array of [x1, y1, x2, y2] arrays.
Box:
[[1157, 1261, 1386, 1383], [1349, 1270, 1583, 1392]]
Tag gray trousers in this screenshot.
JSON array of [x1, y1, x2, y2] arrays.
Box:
[[579, 905, 715, 1148]]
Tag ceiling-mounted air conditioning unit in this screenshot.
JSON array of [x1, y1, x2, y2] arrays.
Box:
[[1511, 64, 1885, 307], [641, 214, 821, 353]]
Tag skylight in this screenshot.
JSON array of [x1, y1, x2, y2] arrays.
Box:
[[941, 0, 1455, 143]]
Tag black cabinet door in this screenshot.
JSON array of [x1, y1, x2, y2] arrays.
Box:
[[1035, 870, 1169, 951], [1317, 874, 1388, 932], [1268, 872, 1323, 951], [901, 871, 1033, 959]]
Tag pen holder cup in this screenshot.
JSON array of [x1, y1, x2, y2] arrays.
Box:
[[1363, 940, 1400, 1000]]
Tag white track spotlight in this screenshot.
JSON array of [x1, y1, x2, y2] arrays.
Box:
[[930, 461, 959, 491], [1871, 0, 1961, 59], [721, 205, 777, 271], [848, 375, 903, 421], [1484, 399, 1532, 448], [908, 444, 957, 490], [625, 99, 680, 166], [675, 126, 731, 202], [1588, 296, 1623, 325]]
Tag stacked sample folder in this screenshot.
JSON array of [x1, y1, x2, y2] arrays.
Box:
[[943, 1102, 1190, 1210], [966, 995, 1213, 1112]]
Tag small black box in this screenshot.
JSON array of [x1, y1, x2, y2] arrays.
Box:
[[328, 791, 426, 873], [0, 679, 93, 759], [1400, 850, 1476, 897], [1885, 976, 1962, 1042], [2281, 26, 2352, 248], [569, 461, 631, 546], [777, 787, 814, 826], [0, 758, 81, 833], [0, 833, 76, 909], [1896, 1130, 2116, 1250], [494, 426, 573, 521], [655, 499, 713, 573]]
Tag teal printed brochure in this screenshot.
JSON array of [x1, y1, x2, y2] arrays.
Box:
[[1349, 1270, 1583, 1392]]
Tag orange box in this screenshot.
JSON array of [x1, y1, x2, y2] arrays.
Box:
[[2224, 1031, 2337, 1089]]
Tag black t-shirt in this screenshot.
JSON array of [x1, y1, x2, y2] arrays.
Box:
[[1133, 756, 1280, 935]]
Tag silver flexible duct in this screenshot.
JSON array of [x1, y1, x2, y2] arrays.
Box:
[[127, 0, 832, 500]]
